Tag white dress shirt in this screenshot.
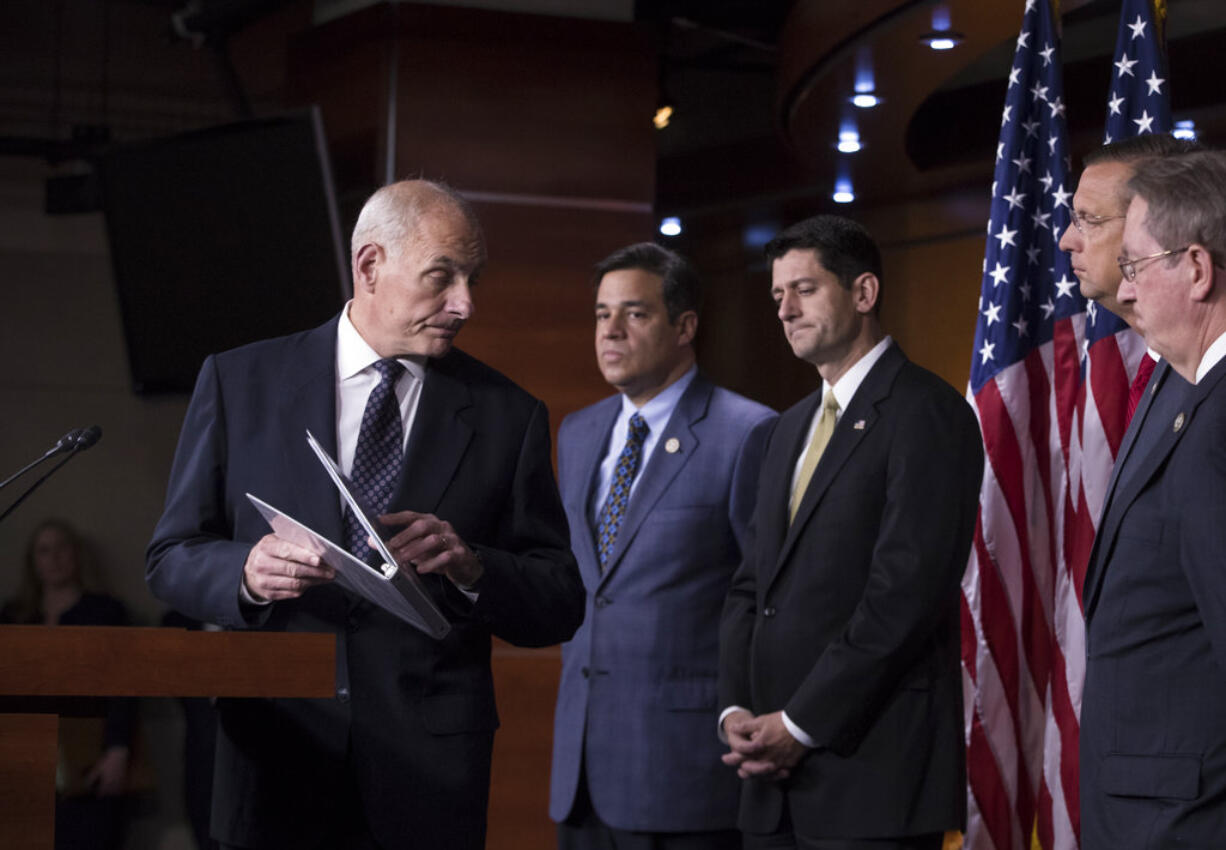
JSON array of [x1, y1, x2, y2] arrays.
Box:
[[336, 303, 427, 478], [1195, 331, 1226, 384]]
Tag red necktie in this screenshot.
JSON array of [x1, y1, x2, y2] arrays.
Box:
[[1126, 354, 1157, 425]]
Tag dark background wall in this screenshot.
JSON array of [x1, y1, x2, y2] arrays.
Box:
[[1, 0, 1223, 846]]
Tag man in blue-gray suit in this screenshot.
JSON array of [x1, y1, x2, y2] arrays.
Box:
[[550, 242, 776, 850], [1081, 151, 1226, 848]]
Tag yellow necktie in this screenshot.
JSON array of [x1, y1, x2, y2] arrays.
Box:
[[790, 391, 839, 523]]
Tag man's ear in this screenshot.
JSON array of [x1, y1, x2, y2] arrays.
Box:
[[675, 310, 698, 347], [853, 272, 880, 314], [1187, 243, 1216, 303], [353, 243, 383, 293]]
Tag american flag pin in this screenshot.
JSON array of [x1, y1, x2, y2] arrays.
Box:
[[1173, 412, 1185, 432], [853, 420, 866, 430], [665, 437, 681, 453]]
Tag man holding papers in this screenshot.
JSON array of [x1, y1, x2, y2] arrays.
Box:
[[147, 180, 583, 850]]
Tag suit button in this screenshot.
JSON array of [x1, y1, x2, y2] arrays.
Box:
[[581, 666, 591, 679], [595, 596, 610, 608], [762, 607, 777, 618], [336, 686, 350, 703]]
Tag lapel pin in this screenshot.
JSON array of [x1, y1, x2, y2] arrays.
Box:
[[665, 437, 681, 454], [1173, 412, 1185, 433], [853, 420, 866, 430], [1151, 382, 1158, 395]]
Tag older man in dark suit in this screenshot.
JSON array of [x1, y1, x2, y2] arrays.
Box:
[[718, 215, 983, 850], [1081, 150, 1226, 848], [147, 180, 583, 850]]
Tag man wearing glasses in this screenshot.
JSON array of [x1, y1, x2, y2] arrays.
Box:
[[1058, 135, 1200, 423], [1080, 150, 1226, 848]]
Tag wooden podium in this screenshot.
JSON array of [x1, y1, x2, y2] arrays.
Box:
[[0, 625, 334, 850]]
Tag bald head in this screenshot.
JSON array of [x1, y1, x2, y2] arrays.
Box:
[[351, 179, 485, 266], [349, 180, 487, 359]]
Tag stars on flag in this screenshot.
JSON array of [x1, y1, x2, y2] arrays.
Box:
[[1134, 110, 1155, 133], [1115, 53, 1139, 77], [1145, 70, 1165, 95], [970, 0, 1077, 394], [1128, 14, 1147, 39]]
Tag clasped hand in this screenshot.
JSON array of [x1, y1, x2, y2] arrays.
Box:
[[721, 709, 808, 781]]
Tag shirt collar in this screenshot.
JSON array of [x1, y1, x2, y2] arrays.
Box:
[[620, 365, 698, 434], [1195, 330, 1226, 384], [823, 335, 892, 412], [337, 301, 427, 383]]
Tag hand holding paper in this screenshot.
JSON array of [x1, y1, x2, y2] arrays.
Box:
[[380, 510, 483, 588]]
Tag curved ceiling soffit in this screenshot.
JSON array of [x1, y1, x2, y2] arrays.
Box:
[[775, 0, 1095, 202]]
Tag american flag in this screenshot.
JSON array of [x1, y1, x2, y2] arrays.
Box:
[[961, 0, 1171, 848]]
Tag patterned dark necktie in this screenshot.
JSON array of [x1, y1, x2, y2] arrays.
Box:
[[344, 358, 406, 563], [595, 413, 648, 569]]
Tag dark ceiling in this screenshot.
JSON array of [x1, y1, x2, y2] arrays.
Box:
[[3, 0, 1223, 223]]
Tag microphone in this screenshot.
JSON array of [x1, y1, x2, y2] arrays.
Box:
[[0, 425, 105, 524], [73, 425, 102, 451], [49, 428, 86, 456]]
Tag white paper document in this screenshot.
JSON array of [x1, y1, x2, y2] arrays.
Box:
[[245, 431, 451, 639]]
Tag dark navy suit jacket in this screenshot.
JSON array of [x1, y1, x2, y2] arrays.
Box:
[[1081, 357, 1226, 848], [718, 343, 982, 840], [549, 374, 775, 831], [146, 315, 583, 849]]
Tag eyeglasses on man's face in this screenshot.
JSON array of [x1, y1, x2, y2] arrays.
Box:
[[1116, 247, 1189, 282], [1070, 209, 1126, 234]]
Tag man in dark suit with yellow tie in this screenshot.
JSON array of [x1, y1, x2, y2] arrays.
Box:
[[718, 214, 983, 850]]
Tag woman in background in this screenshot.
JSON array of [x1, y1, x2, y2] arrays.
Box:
[[2, 518, 134, 850]]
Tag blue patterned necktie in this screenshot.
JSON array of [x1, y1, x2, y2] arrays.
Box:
[[344, 358, 406, 563], [595, 413, 648, 569]]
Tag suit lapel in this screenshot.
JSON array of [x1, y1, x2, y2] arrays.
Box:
[[767, 345, 903, 592], [1082, 360, 1167, 608], [597, 377, 713, 586], [756, 391, 820, 592], [279, 317, 343, 544], [567, 397, 619, 586], [1084, 360, 1222, 619], [392, 351, 474, 514]]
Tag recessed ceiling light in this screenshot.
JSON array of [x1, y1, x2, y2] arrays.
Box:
[[659, 216, 682, 237], [920, 30, 964, 50], [1173, 120, 1197, 140], [852, 93, 881, 108], [832, 179, 855, 204]]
